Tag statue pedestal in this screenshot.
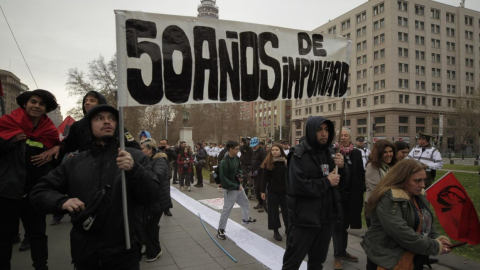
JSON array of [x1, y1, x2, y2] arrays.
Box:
[[179, 127, 194, 148]]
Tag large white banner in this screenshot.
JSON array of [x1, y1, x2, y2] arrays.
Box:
[[115, 11, 351, 107]]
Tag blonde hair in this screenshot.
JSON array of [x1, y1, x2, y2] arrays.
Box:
[[140, 138, 157, 151]]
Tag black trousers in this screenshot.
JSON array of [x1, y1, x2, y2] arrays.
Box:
[[0, 196, 48, 270], [332, 204, 350, 257], [282, 223, 334, 270], [172, 162, 178, 182], [195, 164, 204, 185], [267, 191, 288, 230], [240, 164, 251, 188], [253, 171, 264, 205], [143, 212, 162, 259]]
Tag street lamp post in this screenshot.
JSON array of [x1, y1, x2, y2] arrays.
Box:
[[367, 66, 373, 148]]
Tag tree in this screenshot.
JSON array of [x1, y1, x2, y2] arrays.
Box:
[[445, 86, 480, 154]]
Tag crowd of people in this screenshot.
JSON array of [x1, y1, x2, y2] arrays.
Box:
[[0, 88, 453, 270]]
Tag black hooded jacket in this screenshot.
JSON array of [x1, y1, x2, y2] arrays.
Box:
[[30, 115, 160, 263], [60, 91, 139, 153], [286, 116, 348, 227]]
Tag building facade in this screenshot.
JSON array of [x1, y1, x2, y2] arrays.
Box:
[[197, 0, 219, 19], [0, 69, 28, 115], [291, 0, 480, 153], [253, 100, 292, 143]]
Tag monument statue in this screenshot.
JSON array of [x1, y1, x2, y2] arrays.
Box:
[[460, 0, 465, 8], [182, 105, 190, 127]]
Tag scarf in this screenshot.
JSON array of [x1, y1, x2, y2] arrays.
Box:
[[380, 162, 390, 179], [340, 143, 354, 155], [273, 156, 286, 164], [0, 108, 59, 149]]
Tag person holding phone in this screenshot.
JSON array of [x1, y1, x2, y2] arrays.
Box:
[[362, 159, 452, 270]]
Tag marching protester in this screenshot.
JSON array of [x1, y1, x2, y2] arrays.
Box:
[[194, 142, 207, 187], [282, 116, 347, 270], [362, 159, 452, 270], [172, 141, 186, 185], [139, 130, 151, 141], [332, 128, 365, 270], [0, 90, 59, 270], [187, 145, 195, 185], [30, 105, 160, 270], [217, 141, 256, 240], [157, 138, 174, 216], [395, 140, 410, 161], [407, 132, 443, 188], [139, 138, 170, 262], [355, 136, 370, 170], [260, 144, 289, 241], [177, 146, 194, 191], [250, 137, 267, 212], [365, 139, 397, 227], [239, 137, 253, 188]]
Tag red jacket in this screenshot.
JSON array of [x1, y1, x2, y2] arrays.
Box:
[[177, 152, 194, 174]]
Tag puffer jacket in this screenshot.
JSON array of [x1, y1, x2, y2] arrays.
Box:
[[361, 188, 447, 269], [286, 116, 348, 227], [30, 140, 160, 264], [145, 152, 173, 214]]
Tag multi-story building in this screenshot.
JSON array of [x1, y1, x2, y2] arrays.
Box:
[[197, 0, 219, 19], [291, 0, 480, 153], [253, 100, 292, 143], [0, 69, 28, 115]]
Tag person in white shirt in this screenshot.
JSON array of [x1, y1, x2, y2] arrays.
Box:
[[407, 132, 443, 187]]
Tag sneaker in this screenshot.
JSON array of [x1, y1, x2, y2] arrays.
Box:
[[242, 217, 257, 225], [188, 186, 191, 192], [217, 229, 226, 240], [180, 186, 185, 191], [164, 210, 172, 216], [273, 230, 282, 241], [19, 238, 30, 251], [146, 250, 163, 262], [253, 204, 263, 209], [194, 184, 203, 188], [333, 258, 343, 270], [341, 252, 358, 262]]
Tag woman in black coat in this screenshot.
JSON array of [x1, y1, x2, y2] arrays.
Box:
[[260, 144, 289, 241], [140, 138, 170, 262]]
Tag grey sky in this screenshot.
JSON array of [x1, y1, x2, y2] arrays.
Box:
[[1, 0, 479, 117]]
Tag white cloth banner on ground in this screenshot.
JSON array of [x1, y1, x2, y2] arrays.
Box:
[[115, 10, 351, 107], [170, 186, 307, 270], [199, 197, 240, 210]]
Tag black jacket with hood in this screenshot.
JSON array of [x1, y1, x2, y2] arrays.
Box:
[[30, 108, 160, 264], [286, 116, 348, 227], [60, 91, 140, 153]]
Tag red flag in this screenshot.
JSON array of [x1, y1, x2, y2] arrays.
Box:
[[57, 115, 76, 141], [426, 172, 480, 245]]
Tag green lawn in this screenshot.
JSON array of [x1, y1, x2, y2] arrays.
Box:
[[440, 164, 480, 173], [362, 171, 480, 261]]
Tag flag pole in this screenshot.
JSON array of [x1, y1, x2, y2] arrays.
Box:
[[115, 10, 131, 250], [335, 98, 346, 174]]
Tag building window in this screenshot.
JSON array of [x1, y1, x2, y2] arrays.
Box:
[[431, 38, 440, 48], [374, 49, 385, 60], [466, 72, 474, 81], [415, 20, 425, 30], [446, 12, 455, 23], [399, 126, 409, 133], [431, 53, 440, 62], [341, 19, 351, 30], [328, 26, 337, 34], [398, 32, 408, 42], [446, 27, 455, 37], [358, 118, 367, 125], [465, 45, 473, 53], [357, 99, 361, 107], [447, 56, 456, 65], [416, 127, 425, 133], [431, 68, 441, 77], [398, 47, 408, 57], [399, 95, 410, 104], [356, 26, 367, 37], [356, 11, 367, 23], [415, 50, 425, 60], [431, 8, 440, 19], [398, 17, 408, 27], [375, 117, 385, 124], [432, 97, 442, 106], [465, 30, 473, 40], [416, 117, 425, 125], [448, 99, 457, 107], [380, 95, 385, 104], [465, 16, 473, 26], [415, 81, 426, 90], [373, 2, 385, 16], [415, 65, 425, 75], [399, 79, 409, 89], [466, 58, 474, 67], [415, 4, 424, 16], [432, 83, 441, 92], [446, 84, 456, 94], [356, 40, 367, 51], [446, 70, 456, 79], [398, 1, 408, 12], [398, 63, 409, 73], [416, 96, 426, 105], [446, 42, 455, 51], [374, 96, 379, 105], [415, 35, 425, 45], [376, 126, 385, 133], [466, 86, 474, 95], [358, 127, 367, 134]]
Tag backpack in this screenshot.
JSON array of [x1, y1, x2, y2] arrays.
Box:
[[213, 150, 232, 184]]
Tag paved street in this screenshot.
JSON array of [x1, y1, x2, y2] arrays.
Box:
[[11, 179, 479, 270]]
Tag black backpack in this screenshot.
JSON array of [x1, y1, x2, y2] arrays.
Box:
[[213, 149, 230, 184]]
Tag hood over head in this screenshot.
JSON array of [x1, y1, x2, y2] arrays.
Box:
[[304, 116, 334, 151], [82, 91, 108, 115], [139, 130, 152, 139]]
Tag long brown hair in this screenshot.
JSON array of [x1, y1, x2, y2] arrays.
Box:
[[368, 139, 398, 168], [366, 159, 425, 215], [261, 144, 286, 170]]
